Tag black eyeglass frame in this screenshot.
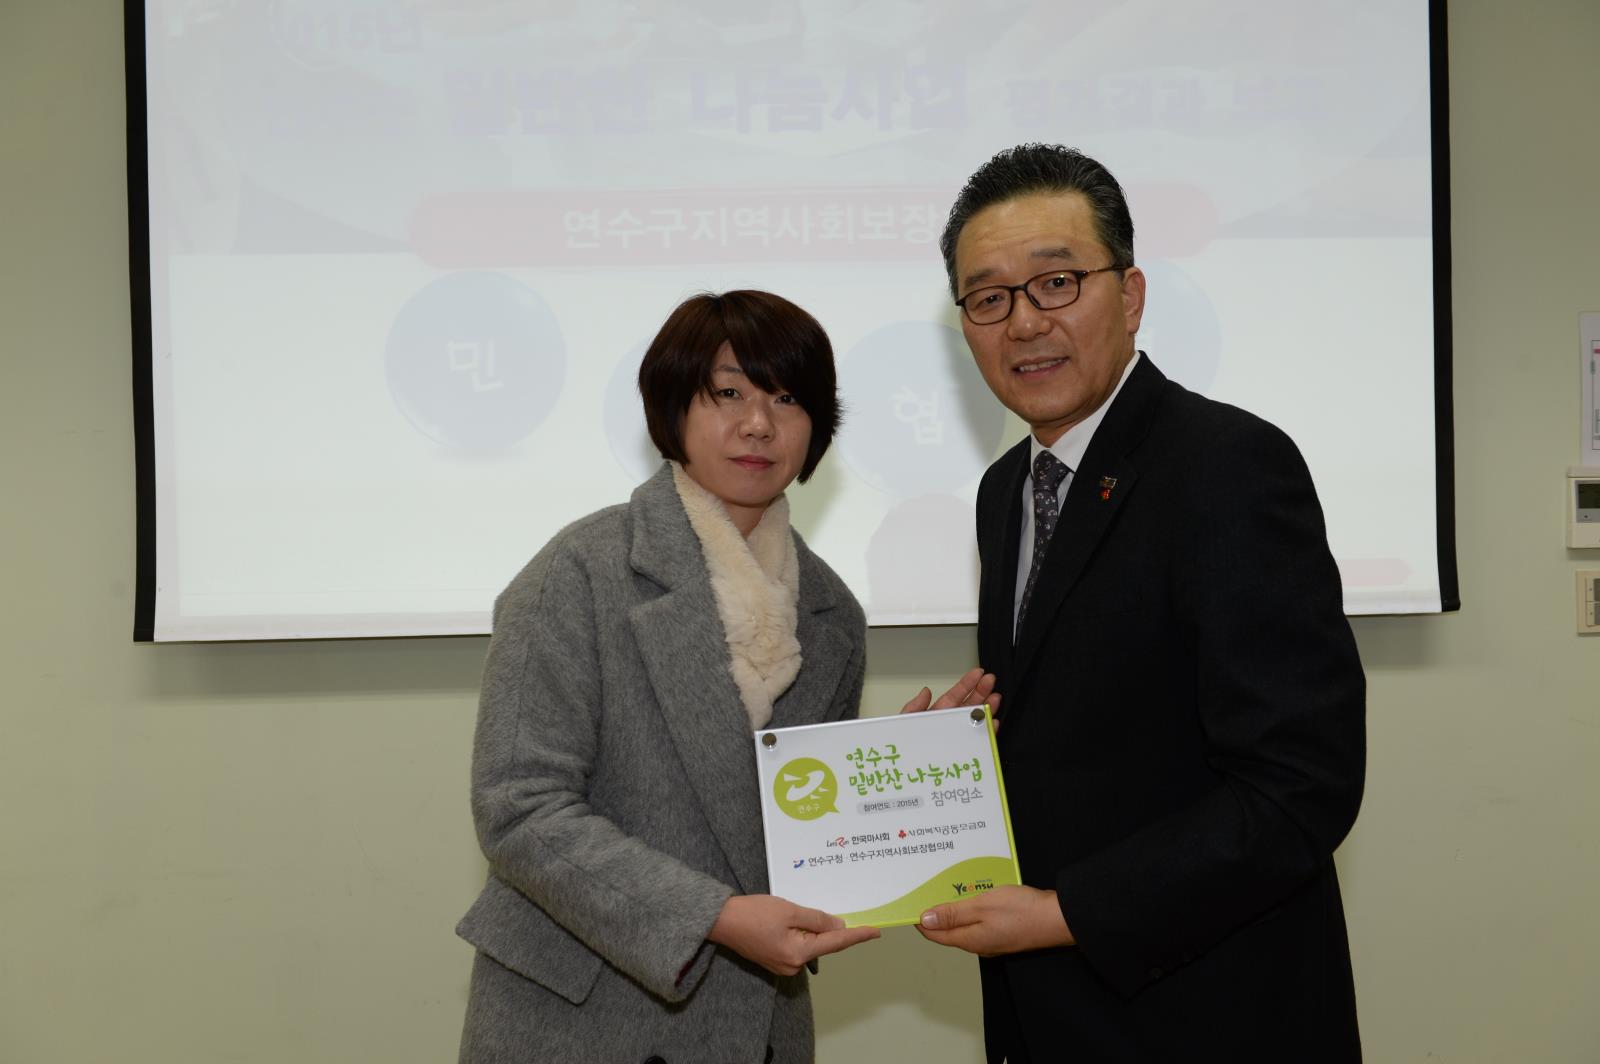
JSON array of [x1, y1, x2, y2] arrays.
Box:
[[955, 265, 1131, 325]]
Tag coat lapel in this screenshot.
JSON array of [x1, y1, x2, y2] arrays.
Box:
[[1008, 355, 1168, 699], [768, 542, 852, 730], [626, 466, 768, 894]]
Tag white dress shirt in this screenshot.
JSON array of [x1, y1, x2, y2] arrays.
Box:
[[1013, 351, 1142, 637]]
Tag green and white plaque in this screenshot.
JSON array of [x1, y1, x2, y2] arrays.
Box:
[[754, 704, 1021, 928]]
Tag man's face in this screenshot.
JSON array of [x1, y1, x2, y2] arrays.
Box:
[[953, 191, 1145, 446]]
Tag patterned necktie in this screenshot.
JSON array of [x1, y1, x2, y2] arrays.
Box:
[[1017, 450, 1071, 633]]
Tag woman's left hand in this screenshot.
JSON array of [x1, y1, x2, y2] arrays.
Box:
[[900, 667, 1000, 716]]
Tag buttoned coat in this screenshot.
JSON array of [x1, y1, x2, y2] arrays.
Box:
[[457, 464, 866, 1064], [975, 355, 1366, 1062]]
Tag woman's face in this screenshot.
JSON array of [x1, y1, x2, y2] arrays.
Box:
[[680, 342, 812, 536]]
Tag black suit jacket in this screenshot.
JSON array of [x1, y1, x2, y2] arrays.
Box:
[[976, 355, 1365, 1063]]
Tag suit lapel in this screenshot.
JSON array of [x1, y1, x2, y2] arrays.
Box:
[[1007, 355, 1168, 700], [626, 466, 767, 894], [1010, 457, 1139, 684], [978, 440, 1030, 684]]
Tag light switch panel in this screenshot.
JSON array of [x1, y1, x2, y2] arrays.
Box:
[[1578, 570, 1600, 634]]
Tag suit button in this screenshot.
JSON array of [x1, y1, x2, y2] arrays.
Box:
[[1148, 966, 1164, 979]]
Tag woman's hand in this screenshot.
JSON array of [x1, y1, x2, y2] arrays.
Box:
[[900, 667, 1001, 717], [707, 895, 880, 976]]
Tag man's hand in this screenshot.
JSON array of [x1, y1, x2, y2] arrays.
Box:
[[901, 667, 1001, 717], [915, 885, 1074, 957], [707, 895, 880, 977]]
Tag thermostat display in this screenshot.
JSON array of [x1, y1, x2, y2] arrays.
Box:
[[1569, 468, 1600, 547], [1579, 481, 1600, 516]]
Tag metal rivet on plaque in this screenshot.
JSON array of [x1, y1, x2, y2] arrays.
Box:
[[761, 733, 777, 748], [969, 707, 986, 725]]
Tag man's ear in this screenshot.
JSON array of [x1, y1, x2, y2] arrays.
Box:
[[1120, 266, 1146, 336]]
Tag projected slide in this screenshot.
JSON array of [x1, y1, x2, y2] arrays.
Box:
[[135, 0, 1446, 640]]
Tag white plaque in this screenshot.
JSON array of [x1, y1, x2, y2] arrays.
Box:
[[754, 704, 1020, 928]]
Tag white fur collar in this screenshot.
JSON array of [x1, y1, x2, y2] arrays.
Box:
[[670, 462, 801, 729]]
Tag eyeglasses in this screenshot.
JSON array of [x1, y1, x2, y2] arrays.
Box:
[[955, 266, 1129, 325]]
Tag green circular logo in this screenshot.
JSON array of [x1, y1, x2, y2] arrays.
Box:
[[773, 757, 839, 820]]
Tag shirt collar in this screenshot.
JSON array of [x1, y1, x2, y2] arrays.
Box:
[[1029, 350, 1142, 474]]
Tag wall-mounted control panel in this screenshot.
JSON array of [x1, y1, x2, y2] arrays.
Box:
[[1568, 467, 1600, 549]]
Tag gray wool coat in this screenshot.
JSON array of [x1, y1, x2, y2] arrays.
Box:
[[457, 463, 867, 1064]]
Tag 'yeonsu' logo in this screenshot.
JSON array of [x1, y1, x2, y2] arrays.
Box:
[[774, 758, 839, 820]]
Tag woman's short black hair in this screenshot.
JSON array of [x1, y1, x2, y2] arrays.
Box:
[[638, 290, 840, 483]]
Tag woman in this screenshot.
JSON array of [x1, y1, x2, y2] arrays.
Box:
[[457, 290, 992, 1064]]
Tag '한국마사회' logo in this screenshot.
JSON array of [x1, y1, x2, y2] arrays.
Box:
[[773, 757, 839, 821]]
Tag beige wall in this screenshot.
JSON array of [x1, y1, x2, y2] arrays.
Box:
[[3, 1, 1597, 1059]]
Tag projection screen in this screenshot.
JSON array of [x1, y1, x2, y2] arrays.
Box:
[[129, 0, 1458, 641]]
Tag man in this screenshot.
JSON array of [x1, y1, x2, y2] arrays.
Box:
[[915, 145, 1366, 1062]]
